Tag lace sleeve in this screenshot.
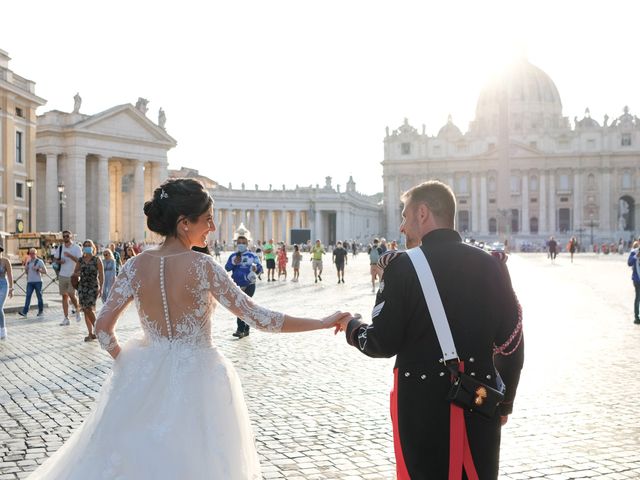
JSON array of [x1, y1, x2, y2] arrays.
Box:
[[205, 256, 284, 332], [96, 260, 135, 355]]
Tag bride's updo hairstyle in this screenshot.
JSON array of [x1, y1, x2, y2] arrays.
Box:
[[144, 178, 213, 237]]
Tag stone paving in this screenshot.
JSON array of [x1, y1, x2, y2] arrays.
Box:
[[1, 251, 640, 479]]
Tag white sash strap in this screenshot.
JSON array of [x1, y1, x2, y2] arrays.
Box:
[[406, 247, 459, 362]]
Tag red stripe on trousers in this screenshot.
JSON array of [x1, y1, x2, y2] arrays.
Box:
[[391, 368, 411, 480], [449, 361, 479, 480]]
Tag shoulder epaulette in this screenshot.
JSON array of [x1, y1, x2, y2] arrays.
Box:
[[377, 250, 402, 271]]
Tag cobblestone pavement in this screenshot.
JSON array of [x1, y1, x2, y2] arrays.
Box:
[[1, 251, 639, 479]]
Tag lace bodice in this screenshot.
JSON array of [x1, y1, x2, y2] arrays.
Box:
[[96, 250, 284, 355]]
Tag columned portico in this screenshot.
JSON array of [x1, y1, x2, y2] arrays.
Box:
[[37, 101, 176, 244]]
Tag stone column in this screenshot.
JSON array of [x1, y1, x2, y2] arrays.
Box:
[[66, 151, 87, 239], [480, 174, 488, 235], [253, 208, 260, 241], [226, 209, 233, 245], [601, 168, 611, 232], [315, 209, 322, 243], [539, 171, 547, 235], [97, 156, 110, 244], [573, 170, 582, 232], [549, 170, 556, 233], [266, 210, 273, 241], [133, 161, 145, 242], [471, 174, 479, 233], [294, 210, 301, 230], [521, 172, 530, 234], [281, 209, 287, 243], [45, 153, 59, 232]]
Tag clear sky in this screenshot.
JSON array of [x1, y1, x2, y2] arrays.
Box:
[[3, 0, 639, 195]]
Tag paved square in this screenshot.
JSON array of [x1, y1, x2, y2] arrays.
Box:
[[1, 251, 639, 478]]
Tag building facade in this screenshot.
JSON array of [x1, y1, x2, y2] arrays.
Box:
[[0, 50, 46, 236], [383, 58, 640, 247], [36, 97, 176, 244], [169, 169, 383, 246]]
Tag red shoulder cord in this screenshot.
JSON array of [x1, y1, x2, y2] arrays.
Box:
[[449, 361, 479, 480]]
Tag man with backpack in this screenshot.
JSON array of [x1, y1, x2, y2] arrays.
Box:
[[368, 238, 383, 293]]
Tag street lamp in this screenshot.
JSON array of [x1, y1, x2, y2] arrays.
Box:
[[57, 182, 65, 232], [25, 178, 33, 232]]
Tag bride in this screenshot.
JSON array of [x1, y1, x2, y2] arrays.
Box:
[[29, 178, 350, 479]]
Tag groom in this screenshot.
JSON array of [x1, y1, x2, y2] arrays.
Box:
[[339, 181, 524, 480]]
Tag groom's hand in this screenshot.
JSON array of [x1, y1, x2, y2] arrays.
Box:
[[334, 313, 361, 335]]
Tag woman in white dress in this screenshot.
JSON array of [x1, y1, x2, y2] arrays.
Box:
[[29, 178, 349, 480]]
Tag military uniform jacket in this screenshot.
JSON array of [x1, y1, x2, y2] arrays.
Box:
[[345, 229, 524, 479]]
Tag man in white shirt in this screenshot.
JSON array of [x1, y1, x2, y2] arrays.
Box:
[[54, 230, 82, 325]]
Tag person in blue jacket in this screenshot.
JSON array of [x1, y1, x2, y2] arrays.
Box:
[[627, 241, 640, 324], [225, 235, 264, 337]]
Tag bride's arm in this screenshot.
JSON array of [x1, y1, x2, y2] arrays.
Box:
[[206, 257, 348, 333], [95, 262, 135, 359]]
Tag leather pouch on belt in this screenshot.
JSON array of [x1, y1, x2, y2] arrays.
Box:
[[446, 373, 504, 419]]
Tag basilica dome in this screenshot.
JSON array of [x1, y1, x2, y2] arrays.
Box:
[[472, 58, 565, 135]]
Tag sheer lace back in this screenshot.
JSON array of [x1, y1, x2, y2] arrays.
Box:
[[132, 251, 214, 347], [96, 250, 285, 354]]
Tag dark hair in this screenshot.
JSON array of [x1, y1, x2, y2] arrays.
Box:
[[236, 235, 248, 242], [144, 178, 213, 237], [400, 180, 456, 227], [62, 230, 71, 235]]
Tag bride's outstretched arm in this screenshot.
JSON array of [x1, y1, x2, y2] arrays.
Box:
[[206, 257, 349, 333], [96, 262, 134, 359]]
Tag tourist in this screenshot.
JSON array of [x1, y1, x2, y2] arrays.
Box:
[[73, 240, 104, 341], [101, 249, 116, 302], [18, 248, 47, 318], [310, 239, 325, 283], [332, 241, 348, 283], [55, 230, 82, 326], [0, 245, 14, 340], [263, 238, 276, 281], [368, 238, 383, 292], [291, 244, 302, 282], [225, 235, 263, 338], [627, 241, 640, 325], [277, 243, 288, 280]]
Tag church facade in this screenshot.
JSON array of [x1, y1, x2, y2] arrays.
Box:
[[382, 59, 640, 248], [36, 97, 176, 244]]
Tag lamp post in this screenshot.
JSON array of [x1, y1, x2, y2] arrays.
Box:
[[57, 183, 65, 232], [25, 178, 33, 232]]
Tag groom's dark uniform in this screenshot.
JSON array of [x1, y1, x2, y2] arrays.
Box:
[[345, 229, 524, 479]]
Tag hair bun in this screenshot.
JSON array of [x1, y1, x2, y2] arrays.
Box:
[[144, 199, 172, 236]]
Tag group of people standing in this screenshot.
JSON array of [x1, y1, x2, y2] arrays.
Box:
[[0, 233, 143, 342]]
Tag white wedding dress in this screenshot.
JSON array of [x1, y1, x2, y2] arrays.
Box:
[[29, 250, 284, 480]]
